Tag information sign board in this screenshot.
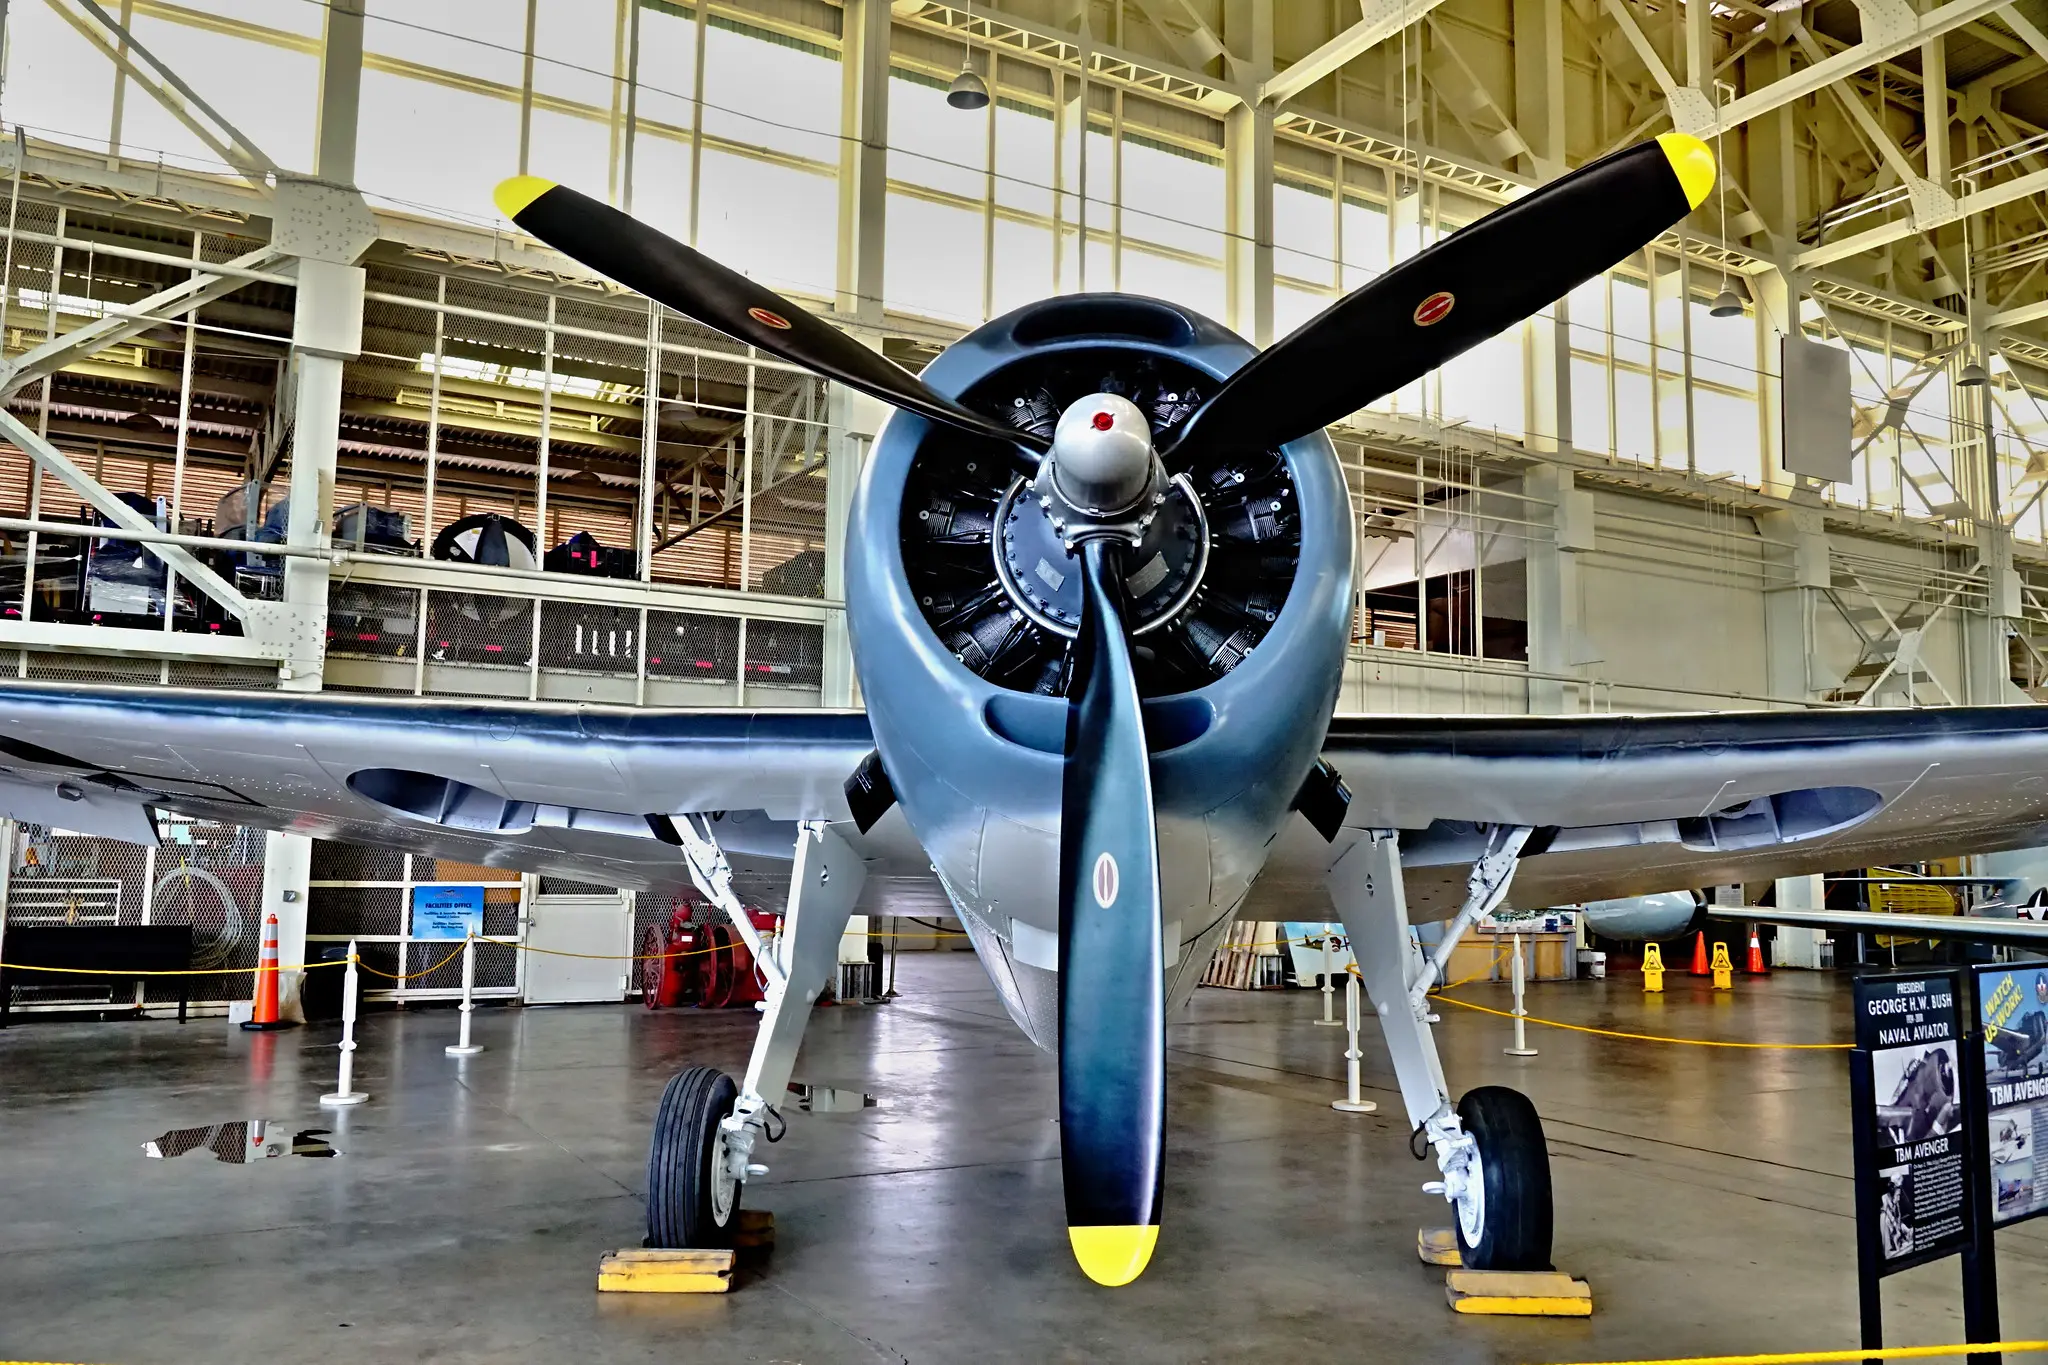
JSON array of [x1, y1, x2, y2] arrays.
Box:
[[1852, 970, 1973, 1272], [1975, 960, 2048, 1229], [411, 884, 485, 941]]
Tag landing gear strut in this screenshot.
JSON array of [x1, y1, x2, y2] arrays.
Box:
[[1325, 826, 1554, 1271], [643, 817, 866, 1249]]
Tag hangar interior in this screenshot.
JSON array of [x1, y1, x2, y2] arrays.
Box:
[[4, 0, 2048, 1360]]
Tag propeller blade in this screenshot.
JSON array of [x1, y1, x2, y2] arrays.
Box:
[[1058, 538, 1165, 1288], [492, 177, 1045, 474], [1163, 133, 1716, 463]]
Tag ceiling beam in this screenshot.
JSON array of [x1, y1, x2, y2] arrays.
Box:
[[1262, 0, 1450, 108], [1707, 0, 2009, 136], [1800, 163, 2048, 267]]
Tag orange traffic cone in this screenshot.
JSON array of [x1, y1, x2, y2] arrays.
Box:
[[1746, 927, 1767, 974], [241, 913, 295, 1032], [1690, 930, 1710, 976]]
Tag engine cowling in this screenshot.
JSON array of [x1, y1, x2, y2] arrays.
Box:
[[845, 295, 1354, 1046]]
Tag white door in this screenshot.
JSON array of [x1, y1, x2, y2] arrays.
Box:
[[523, 893, 629, 1004]]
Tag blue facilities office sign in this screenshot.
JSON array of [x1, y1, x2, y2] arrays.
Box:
[[411, 884, 484, 940]]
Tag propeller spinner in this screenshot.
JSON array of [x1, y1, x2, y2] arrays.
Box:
[[492, 130, 1713, 1287]]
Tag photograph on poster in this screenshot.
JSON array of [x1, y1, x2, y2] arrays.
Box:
[[1994, 1113, 2031, 1164], [1878, 1165, 1914, 1259], [1996, 1158, 2036, 1219], [1872, 1041, 1960, 1147], [1979, 962, 2048, 1226]]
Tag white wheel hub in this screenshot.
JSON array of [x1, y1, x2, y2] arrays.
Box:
[[709, 1122, 739, 1225], [1449, 1142, 1486, 1246]]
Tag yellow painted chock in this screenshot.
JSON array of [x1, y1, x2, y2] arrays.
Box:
[[597, 1211, 775, 1293], [1642, 943, 1665, 993], [1417, 1227, 1463, 1267], [598, 1247, 734, 1294], [1444, 1268, 1593, 1316]]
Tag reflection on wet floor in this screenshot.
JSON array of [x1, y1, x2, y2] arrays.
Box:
[[787, 1081, 877, 1113], [142, 1120, 337, 1162]]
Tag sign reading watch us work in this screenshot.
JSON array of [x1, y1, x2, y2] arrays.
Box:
[[1851, 971, 1973, 1273], [411, 884, 485, 941]]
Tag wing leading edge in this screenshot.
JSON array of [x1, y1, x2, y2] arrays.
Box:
[[1258, 706, 2048, 920], [0, 682, 893, 899]]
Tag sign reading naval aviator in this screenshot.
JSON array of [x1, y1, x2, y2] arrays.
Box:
[[1852, 971, 1972, 1271]]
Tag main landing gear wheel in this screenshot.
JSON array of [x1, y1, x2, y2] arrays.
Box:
[[1451, 1086, 1553, 1271], [647, 1066, 741, 1249]]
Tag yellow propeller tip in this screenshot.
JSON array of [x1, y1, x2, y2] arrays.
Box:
[[1655, 132, 1716, 211], [1068, 1225, 1159, 1286], [493, 175, 558, 221]]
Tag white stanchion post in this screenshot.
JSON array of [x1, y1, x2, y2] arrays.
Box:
[[445, 933, 484, 1057], [321, 938, 370, 1106], [1330, 972, 1377, 1114], [1314, 924, 1341, 1026], [1505, 932, 1538, 1057]]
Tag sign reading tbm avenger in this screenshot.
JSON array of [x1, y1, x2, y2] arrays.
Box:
[[1851, 971, 1973, 1272], [1976, 960, 2048, 1228]]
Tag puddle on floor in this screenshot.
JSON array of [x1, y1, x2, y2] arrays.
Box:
[[786, 1082, 878, 1114], [143, 1120, 337, 1162]]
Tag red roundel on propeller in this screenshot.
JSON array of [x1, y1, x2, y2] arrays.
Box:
[[1412, 291, 1455, 327], [748, 306, 793, 330]]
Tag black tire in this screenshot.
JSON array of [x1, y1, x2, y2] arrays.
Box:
[[647, 1067, 741, 1249], [1454, 1086, 1553, 1271]]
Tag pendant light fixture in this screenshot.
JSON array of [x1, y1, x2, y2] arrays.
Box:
[[1709, 92, 1744, 317], [948, 3, 990, 110]]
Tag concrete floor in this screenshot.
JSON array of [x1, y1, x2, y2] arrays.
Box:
[[3, 956, 2045, 1365]]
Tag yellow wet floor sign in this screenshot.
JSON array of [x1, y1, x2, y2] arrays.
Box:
[[1711, 941, 1734, 990], [1642, 942, 1665, 993]]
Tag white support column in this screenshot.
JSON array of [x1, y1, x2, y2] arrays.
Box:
[[1758, 507, 1826, 702], [314, 0, 365, 183], [836, 0, 888, 328], [1055, 70, 1091, 295], [1523, 464, 1589, 713], [1968, 523, 2027, 704], [277, 2, 373, 692], [260, 831, 312, 1023], [1511, 0, 1566, 180], [1752, 265, 1798, 499], [823, 383, 884, 708], [1923, 33, 1950, 188], [1224, 102, 1274, 346]]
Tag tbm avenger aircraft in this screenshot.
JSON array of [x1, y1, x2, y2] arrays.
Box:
[[17, 132, 2048, 1287]]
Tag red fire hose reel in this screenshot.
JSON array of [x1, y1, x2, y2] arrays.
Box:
[[641, 902, 782, 1010]]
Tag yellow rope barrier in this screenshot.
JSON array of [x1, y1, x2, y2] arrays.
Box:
[[1536, 1341, 2048, 1364], [1432, 991, 1853, 1051]]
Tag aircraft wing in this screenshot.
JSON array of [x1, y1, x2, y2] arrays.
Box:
[[13, 683, 2048, 921], [1257, 706, 2048, 920], [1709, 905, 2048, 949], [0, 681, 922, 904]]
